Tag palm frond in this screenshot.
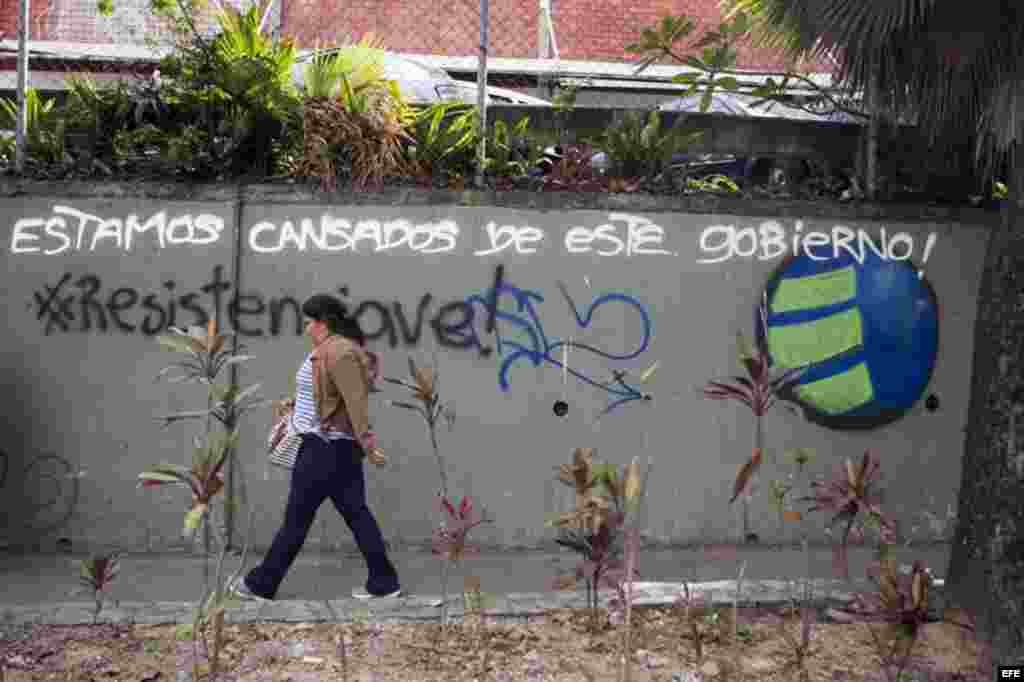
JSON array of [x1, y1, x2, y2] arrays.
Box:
[[734, 0, 1024, 172]]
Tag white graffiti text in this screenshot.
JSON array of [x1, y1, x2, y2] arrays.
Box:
[[10, 206, 225, 254]]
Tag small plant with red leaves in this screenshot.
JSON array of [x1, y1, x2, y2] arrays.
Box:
[[432, 494, 492, 627], [72, 552, 122, 624], [138, 311, 262, 682], [702, 300, 805, 541], [850, 558, 935, 682], [541, 144, 609, 192], [548, 449, 647, 629], [803, 450, 898, 579]]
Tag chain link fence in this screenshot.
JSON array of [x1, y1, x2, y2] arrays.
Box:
[[276, 0, 540, 93], [15, 0, 221, 45], [8, 0, 544, 94]]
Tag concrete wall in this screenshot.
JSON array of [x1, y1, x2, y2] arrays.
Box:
[[0, 182, 995, 554], [490, 106, 865, 168]]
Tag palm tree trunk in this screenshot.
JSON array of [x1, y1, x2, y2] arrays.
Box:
[[865, 68, 880, 200], [946, 143, 1024, 666]]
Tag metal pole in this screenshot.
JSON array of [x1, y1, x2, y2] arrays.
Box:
[[475, 0, 489, 189], [15, 0, 30, 172], [224, 184, 245, 552], [536, 0, 550, 98]]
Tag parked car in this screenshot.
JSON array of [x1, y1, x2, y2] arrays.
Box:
[[442, 81, 553, 106], [667, 152, 814, 187], [292, 50, 551, 106]]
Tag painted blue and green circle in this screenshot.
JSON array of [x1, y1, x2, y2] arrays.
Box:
[[760, 246, 939, 430]]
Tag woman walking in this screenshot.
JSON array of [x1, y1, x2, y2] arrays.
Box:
[[232, 294, 401, 601]]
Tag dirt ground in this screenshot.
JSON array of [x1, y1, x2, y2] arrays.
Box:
[[0, 603, 990, 682]]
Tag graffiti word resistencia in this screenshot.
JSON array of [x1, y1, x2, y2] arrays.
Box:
[[10, 206, 225, 254], [30, 265, 478, 348], [698, 221, 938, 266]]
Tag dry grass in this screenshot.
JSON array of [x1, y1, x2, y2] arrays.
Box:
[[0, 603, 989, 681]]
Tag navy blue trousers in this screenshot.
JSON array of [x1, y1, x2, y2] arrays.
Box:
[[246, 435, 399, 599]]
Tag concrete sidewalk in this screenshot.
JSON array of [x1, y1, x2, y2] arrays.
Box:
[[0, 543, 951, 627]]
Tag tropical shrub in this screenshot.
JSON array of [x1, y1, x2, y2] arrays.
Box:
[[484, 116, 533, 185], [156, 1, 301, 177], [291, 37, 413, 189], [599, 109, 702, 178], [406, 102, 480, 185], [0, 88, 65, 164]]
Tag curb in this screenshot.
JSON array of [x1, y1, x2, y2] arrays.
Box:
[[1, 577, 945, 627]]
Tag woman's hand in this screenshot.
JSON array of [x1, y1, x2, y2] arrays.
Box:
[[366, 447, 388, 467], [272, 398, 295, 420], [360, 431, 388, 467]]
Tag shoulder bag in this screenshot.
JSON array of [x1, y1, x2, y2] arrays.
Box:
[[267, 399, 301, 470]]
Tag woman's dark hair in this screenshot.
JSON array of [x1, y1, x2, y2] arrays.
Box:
[[302, 294, 366, 346]]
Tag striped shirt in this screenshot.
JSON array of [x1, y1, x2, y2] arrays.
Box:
[[289, 351, 353, 442]]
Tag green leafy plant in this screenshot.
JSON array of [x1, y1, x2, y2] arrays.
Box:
[[552, 83, 579, 115], [768, 448, 814, 538], [112, 124, 167, 167], [209, 3, 298, 110], [0, 88, 65, 164], [628, 12, 865, 121], [303, 39, 379, 100], [484, 116, 532, 185], [599, 109, 702, 179], [62, 75, 169, 161], [407, 102, 480, 184], [155, 1, 300, 177], [685, 173, 740, 193], [292, 37, 413, 189]]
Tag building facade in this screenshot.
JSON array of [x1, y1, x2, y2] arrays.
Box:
[[0, 0, 807, 69]]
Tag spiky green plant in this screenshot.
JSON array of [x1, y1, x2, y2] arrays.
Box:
[[599, 109, 702, 179], [0, 88, 64, 164]]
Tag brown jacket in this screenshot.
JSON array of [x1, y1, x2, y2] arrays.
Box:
[[310, 336, 373, 446]]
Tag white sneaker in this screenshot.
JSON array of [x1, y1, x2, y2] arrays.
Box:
[[229, 577, 271, 602], [351, 586, 402, 600]]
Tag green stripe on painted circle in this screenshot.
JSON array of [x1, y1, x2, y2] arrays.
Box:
[[770, 265, 858, 314], [795, 362, 875, 415], [767, 307, 864, 368]]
